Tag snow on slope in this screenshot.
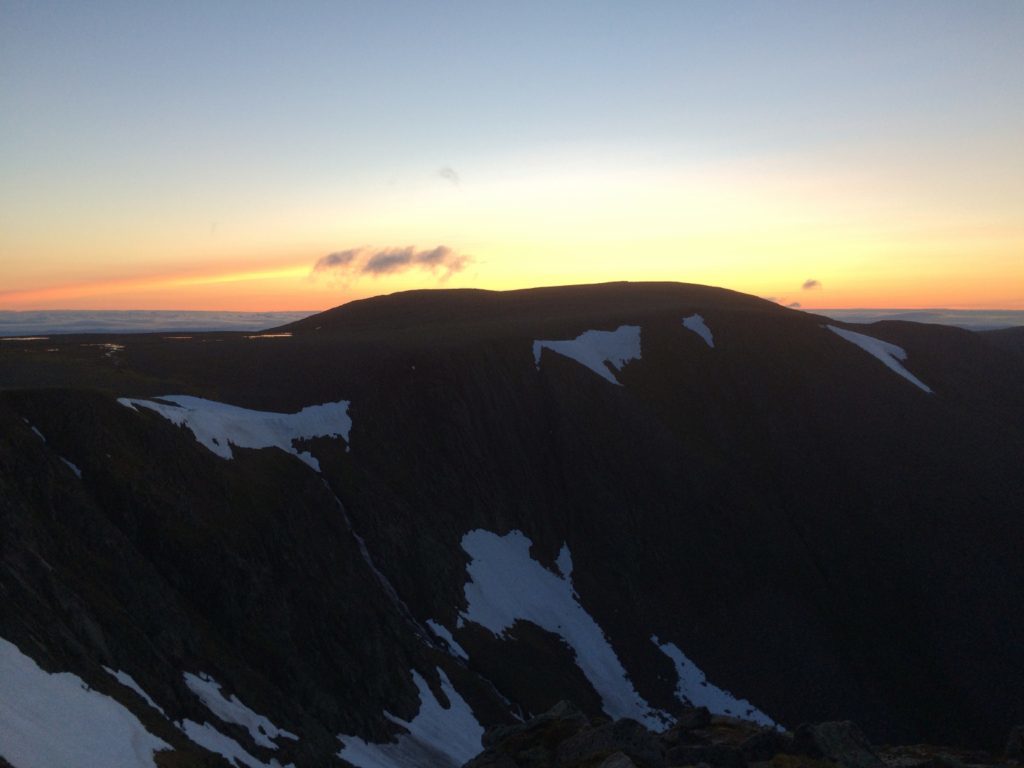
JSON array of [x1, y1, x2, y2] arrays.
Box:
[[426, 620, 469, 660], [651, 637, 775, 727], [60, 456, 83, 478], [104, 667, 166, 717], [533, 325, 641, 385], [827, 326, 932, 393], [338, 668, 483, 768], [0, 637, 170, 768], [682, 314, 715, 348], [118, 395, 351, 470], [184, 672, 297, 749], [555, 543, 573, 578], [179, 719, 293, 768], [460, 530, 668, 730]]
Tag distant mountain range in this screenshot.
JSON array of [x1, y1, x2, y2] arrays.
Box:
[[816, 308, 1024, 330], [2, 306, 1023, 337], [1, 282, 1022, 767]]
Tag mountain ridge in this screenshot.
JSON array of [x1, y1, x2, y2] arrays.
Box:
[[1, 281, 1021, 766]]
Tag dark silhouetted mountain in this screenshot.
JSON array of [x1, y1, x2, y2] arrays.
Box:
[[1, 282, 1022, 767]]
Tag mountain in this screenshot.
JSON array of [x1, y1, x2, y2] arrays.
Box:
[[1, 281, 1022, 767], [980, 326, 1024, 359]]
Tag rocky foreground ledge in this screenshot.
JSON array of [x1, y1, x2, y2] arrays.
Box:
[[466, 702, 1024, 768]]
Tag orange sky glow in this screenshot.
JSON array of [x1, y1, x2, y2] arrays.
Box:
[[3, 4, 1022, 314]]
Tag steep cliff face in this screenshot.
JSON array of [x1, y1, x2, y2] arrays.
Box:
[[1, 283, 1022, 766]]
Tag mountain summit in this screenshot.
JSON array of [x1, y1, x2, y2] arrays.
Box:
[[1, 282, 1022, 767]]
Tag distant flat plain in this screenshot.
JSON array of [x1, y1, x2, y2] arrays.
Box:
[[0, 310, 316, 336]]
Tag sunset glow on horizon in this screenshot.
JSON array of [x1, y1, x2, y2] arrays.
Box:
[[3, 2, 1022, 313]]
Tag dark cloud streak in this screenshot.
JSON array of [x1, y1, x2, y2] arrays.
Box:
[[314, 250, 359, 271], [313, 245, 469, 281], [802, 279, 822, 290], [363, 248, 414, 274]]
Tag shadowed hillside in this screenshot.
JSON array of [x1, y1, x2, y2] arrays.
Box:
[[1, 282, 1022, 767]]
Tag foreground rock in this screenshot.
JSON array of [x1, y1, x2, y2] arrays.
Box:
[[466, 703, 1017, 768], [792, 722, 882, 768]]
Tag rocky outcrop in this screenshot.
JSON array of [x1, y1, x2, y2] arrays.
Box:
[[467, 703, 1015, 768], [791, 722, 881, 768]]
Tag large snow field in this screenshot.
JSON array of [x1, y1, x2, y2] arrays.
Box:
[[118, 395, 351, 470], [533, 325, 642, 385], [0, 637, 170, 768]]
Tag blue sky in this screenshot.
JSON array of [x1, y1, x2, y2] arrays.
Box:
[[2, 1, 1022, 309]]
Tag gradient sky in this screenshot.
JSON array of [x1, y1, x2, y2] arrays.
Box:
[[2, 1, 1022, 311]]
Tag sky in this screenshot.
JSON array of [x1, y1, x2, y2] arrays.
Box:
[[2, 1, 1022, 312]]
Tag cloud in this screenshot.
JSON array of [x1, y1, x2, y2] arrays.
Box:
[[787, 301, 802, 308], [415, 245, 459, 268], [437, 166, 460, 185], [802, 279, 822, 290], [312, 245, 470, 282], [364, 248, 414, 274], [314, 250, 359, 271]]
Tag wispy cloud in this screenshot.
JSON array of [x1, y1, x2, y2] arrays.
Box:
[[437, 166, 460, 185], [802, 279, 821, 290], [787, 301, 802, 308], [312, 245, 470, 281], [316, 250, 359, 270]]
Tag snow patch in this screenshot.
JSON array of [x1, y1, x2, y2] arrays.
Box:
[[827, 325, 932, 393], [338, 668, 483, 768], [533, 325, 642, 385], [83, 342, 126, 357], [179, 719, 293, 768], [682, 314, 715, 348], [555, 543, 573, 578], [460, 529, 667, 729], [0, 636, 170, 768], [103, 667, 166, 717], [652, 636, 775, 727], [426, 620, 469, 660], [184, 672, 297, 749], [60, 457, 83, 478], [119, 395, 351, 470]]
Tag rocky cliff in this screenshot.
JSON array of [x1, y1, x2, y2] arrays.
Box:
[[1, 282, 1021, 766]]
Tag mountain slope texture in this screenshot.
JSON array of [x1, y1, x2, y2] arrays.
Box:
[[1, 282, 1021, 767]]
